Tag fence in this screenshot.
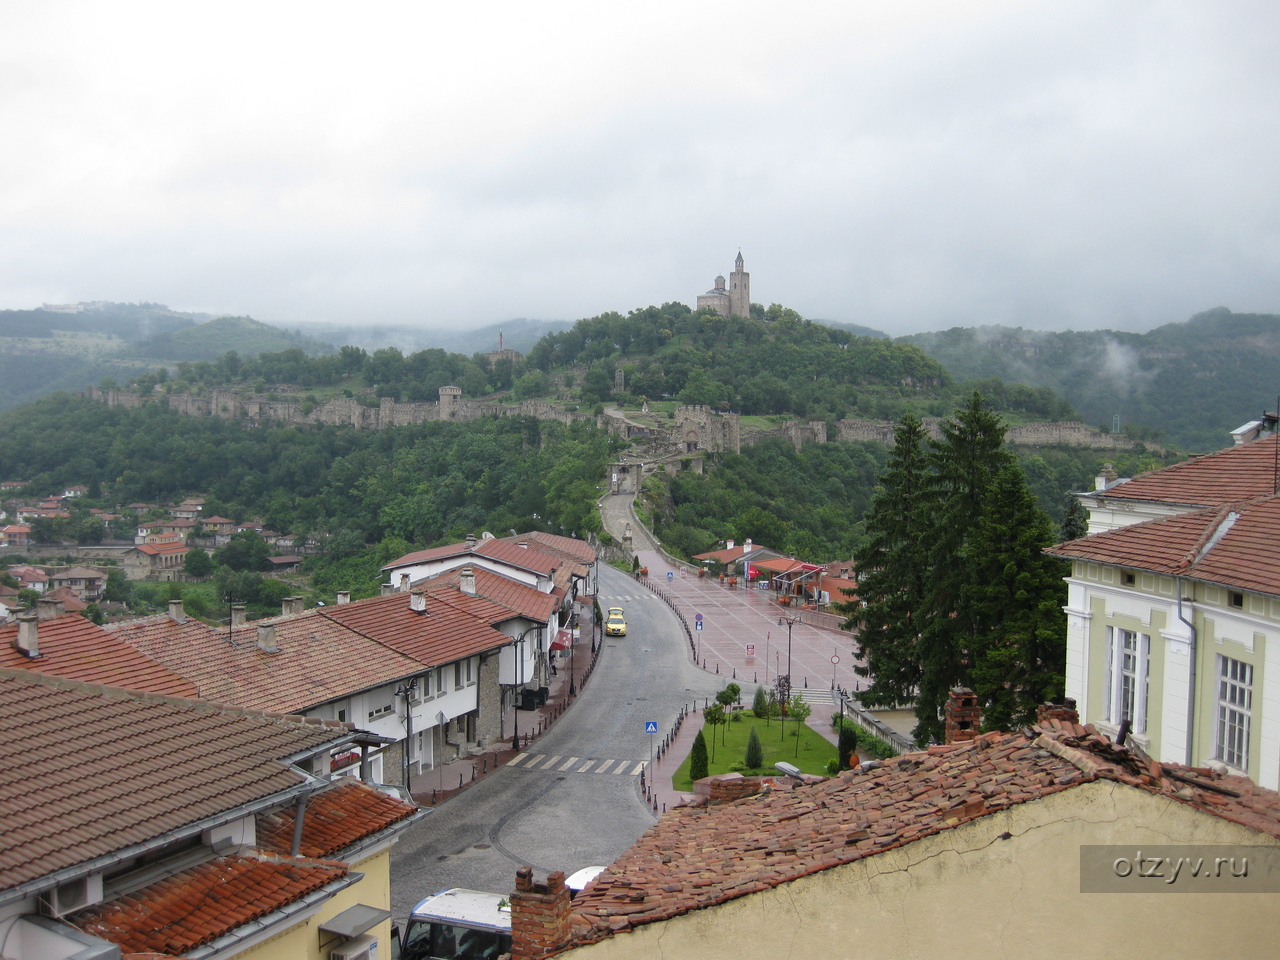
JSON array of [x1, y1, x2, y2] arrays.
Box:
[[835, 689, 916, 755]]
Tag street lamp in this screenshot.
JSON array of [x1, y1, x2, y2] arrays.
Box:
[[510, 624, 542, 748], [396, 677, 419, 788], [777, 613, 801, 708]]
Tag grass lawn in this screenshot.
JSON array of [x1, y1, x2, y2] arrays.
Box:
[[671, 713, 837, 790]]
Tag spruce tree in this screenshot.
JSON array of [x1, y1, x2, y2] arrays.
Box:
[[966, 465, 1068, 729], [838, 414, 931, 711], [913, 392, 1017, 744], [752, 684, 768, 718], [744, 726, 764, 770], [689, 729, 709, 781], [838, 724, 859, 770]]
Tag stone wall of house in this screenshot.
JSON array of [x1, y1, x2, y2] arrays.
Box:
[[477, 650, 504, 746]]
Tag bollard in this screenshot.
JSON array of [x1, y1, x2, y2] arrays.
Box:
[[804, 677, 807, 688], [471, 765, 476, 782], [732, 667, 736, 679], [459, 773, 464, 789], [653, 797, 658, 812], [663, 802, 666, 813], [754, 673, 758, 684], [432, 788, 438, 804], [716, 663, 719, 674]]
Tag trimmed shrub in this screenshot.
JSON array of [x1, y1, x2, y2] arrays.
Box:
[[690, 729, 709, 781], [744, 727, 764, 770]]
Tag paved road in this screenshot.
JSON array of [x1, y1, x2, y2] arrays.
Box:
[[389, 563, 721, 920]]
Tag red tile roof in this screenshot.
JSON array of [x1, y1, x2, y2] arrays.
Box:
[[73, 854, 349, 956], [384, 536, 562, 577], [496, 531, 596, 564], [320, 592, 512, 665], [561, 722, 1280, 948], [0, 670, 348, 893], [417, 566, 559, 623], [1047, 495, 1280, 596], [258, 778, 419, 859], [1097, 434, 1280, 507], [110, 610, 426, 714], [0, 613, 196, 697]]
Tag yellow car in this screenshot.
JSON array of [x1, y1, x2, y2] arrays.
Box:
[[605, 607, 627, 636]]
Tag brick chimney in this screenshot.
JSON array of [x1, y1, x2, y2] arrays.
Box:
[[459, 565, 477, 596], [1036, 699, 1080, 726], [465, 534, 477, 548], [257, 622, 278, 653], [231, 604, 247, 627], [14, 610, 39, 658], [36, 597, 63, 620], [944, 687, 981, 744], [409, 590, 428, 613], [168, 599, 185, 622], [510, 867, 573, 960], [336, 590, 351, 605]]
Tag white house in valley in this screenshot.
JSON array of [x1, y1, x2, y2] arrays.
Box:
[[1048, 426, 1280, 789]]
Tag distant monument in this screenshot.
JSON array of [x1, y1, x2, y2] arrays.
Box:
[[696, 252, 750, 319]]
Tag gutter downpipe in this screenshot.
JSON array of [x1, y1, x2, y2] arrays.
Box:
[[1176, 577, 1198, 766]]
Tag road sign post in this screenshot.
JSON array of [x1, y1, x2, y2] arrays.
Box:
[[646, 720, 658, 769]]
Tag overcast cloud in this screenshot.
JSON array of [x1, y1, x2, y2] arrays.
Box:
[[1, 1, 1277, 335]]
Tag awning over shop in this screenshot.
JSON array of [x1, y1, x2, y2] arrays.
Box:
[[550, 628, 573, 651]]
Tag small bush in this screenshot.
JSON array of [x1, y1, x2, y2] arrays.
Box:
[[690, 730, 709, 781], [752, 685, 768, 718], [744, 727, 764, 769]]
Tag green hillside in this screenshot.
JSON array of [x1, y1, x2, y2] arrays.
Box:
[[900, 308, 1280, 452], [121, 315, 333, 361]]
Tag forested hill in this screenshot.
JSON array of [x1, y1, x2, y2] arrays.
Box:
[[899, 308, 1280, 452], [523, 303, 954, 420]]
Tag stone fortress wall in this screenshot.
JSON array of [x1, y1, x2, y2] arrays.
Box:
[[88, 387, 1135, 457]]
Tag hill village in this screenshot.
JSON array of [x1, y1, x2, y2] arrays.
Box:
[[3, 406, 1280, 957]]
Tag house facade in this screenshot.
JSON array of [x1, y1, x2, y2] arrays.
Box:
[[0, 669, 419, 960], [1049, 429, 1280, 789]]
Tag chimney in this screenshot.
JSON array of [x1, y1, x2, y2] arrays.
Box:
[[337, 590, 351, 605], [1036, 698, 1080, 727], [465, 534, 477, 548], [14, 611, 39, 658], [744, 538, 752, 551], [1095, 463, 1118, 491], [380, 583, 394, 596], [36, 598, 63, 620], [536, 575, 551, 593], [231, 604, 247, 627], [459, 565, 477, 596], [510, 867, 573, 960], [409, 590, 428, 613], [168, 599, 185, 622], [281, 596, 304, 616], [726, 539, 735, 551], [398, 573, 410, 592], [257, 622, 278, 653], [944, 687, 981, 744]]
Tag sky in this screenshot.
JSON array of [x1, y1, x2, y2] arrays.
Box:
[[1, 1, 1278, 336]]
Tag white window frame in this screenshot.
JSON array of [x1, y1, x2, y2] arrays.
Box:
[[1104, 627, 1149, 734], [1215, 654, 1253, 771]]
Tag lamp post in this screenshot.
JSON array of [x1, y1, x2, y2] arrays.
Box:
[[510, 624, 542, 747], [396, 677, 418, 788], [777, 613, 801, 710]]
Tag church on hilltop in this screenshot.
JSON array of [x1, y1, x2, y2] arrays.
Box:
[[696, 252, 750, 318]]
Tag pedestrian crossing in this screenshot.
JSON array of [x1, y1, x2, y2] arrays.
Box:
[[798, 688, 835, 705], [506, 753, 648, 776]]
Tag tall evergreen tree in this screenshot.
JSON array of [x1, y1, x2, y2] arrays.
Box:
[[689, 729, 709, 781], [838, 414, 931, 710], [966, 466, 1068, 730], [913, 392, 1017, 743]]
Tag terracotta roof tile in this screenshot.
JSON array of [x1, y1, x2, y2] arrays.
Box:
[[109, 610, 427, 714], [1097, 434, 1280, 507], [0, 671, 347, 893], [415, 566, 558, 623], [561, 724, 1280, 948], [257, 778, 419, 859], [73, 854, 348, 955], [320, 592, 511, 665], [0, 614, 196, 697], [1047, 494, 1280, 596]]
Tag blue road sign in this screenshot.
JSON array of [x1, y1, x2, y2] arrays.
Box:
[[695, 613, 703, 621], [695, 621, 703, 631], [667, 571, 674, 581], [645, 721, 659, 733]]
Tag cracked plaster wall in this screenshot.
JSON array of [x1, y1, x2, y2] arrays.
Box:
[[559, 780, 1279, 960]]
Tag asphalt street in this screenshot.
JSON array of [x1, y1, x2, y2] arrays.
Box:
[[389, 563, 722, 921]]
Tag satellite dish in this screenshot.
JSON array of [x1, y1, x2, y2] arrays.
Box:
[[481, 531, 495, 540]]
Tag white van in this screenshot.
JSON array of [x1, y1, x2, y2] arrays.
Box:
[[400, 888, 510, 960]]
